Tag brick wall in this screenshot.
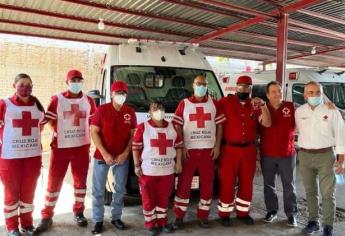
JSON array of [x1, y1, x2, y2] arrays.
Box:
[[0, 39, 105, 151]]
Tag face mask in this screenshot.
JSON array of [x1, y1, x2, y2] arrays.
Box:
[[68, 82, 83, 94], [152, 110, 165, 121], [237, 92, 250, 100], [17, 85, 32, 98], [113, 94, 126, 105], [194, 85, 207, 97], [307, 96, 323, 106]]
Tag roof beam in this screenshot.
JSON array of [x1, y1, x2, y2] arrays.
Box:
[[0, 3, 192, 39], [60, 0, 218, 30], [189, 0, 322, 43], [298, 9, 345, 26]]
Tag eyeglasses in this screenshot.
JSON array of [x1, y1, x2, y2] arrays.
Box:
[[194, 82, 208, 86]]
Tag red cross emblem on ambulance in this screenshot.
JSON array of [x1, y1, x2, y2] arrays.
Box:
[[63, 104, 86, 126], [189, 107, 211, 128], [150, 132, 173, 155], [12, 111, 39, 136]]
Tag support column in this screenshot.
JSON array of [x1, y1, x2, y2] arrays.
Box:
[[276, 12, 289, 90]]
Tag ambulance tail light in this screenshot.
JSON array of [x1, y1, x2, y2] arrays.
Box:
[[289, 72, 297, 80]]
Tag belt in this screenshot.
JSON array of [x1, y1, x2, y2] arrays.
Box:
[[300, 147, 332, 154], [222, 140, 255, 147]]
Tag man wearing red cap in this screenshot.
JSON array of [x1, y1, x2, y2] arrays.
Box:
[[90, 80, 137, 235], [37, 69, 96, 232], [217, 75, 271, 226]]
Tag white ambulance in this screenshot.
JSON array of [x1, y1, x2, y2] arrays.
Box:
[[88, 40, 223, 202], [221, 68, 345, 119]]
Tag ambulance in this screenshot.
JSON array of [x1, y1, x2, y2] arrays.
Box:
[[88, 40, 223, 203], [221, 68, 345, 120]]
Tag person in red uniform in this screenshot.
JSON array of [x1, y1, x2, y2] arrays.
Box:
[[90, 80, 137, 235], [36, 69, 96, 232], [0, 73, 45, 236], [172, 75, 225, 229], [132, 101, 183, 236], [259, 81, 298, 226], [217, 75, 271, 226]]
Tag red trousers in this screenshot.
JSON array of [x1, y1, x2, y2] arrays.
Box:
[[41, 146, 89, 219], [218, 145, 256, 218], [0, 156, 41, 231], [139, 174, 174, 229], [173, 149, 214, 220]]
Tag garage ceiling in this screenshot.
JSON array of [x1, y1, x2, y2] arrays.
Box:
[[1, 0, 345, 67]]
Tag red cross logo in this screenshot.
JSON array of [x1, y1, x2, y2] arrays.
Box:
[[189, 107, 211, 128], [150, 132, 173, 155], [12, 111, 39, 136], [63, 104, 87, 126]]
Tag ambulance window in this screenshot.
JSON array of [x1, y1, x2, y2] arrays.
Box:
[[292, 84, 305, 106], [101, 69, 107, 99]]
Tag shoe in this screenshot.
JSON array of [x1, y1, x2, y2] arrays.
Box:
[[173, 218, 184, 230], [91, 222, 103, 235], [22, 226, 35, 236], [7, 229, 21, 236], [148, 227, 160, 236], [162, 224, 174, 233], [263, 211, 277, 223], [35, 218, 53, 233], [302, 221, 320, 235], [74, 213, 88, 227], [198, 219, 210, 228], [111, 219, 126, 230], [323, 225, 333, 236], [287, 216, 297, 227], [238, 215, 254, 225], [220, 217, 232, 227]]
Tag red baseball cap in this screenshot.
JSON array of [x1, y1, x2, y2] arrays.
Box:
[[111, 81, 128, 93], [66, 69, 83, 81], [236, 75, 252, 85]]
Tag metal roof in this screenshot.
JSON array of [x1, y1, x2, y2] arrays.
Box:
[[0, 0, 345, 67]]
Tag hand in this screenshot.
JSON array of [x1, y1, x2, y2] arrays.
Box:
[[114, 152, 129, 165], [211, 146, 220, 160], [0, 120, 4, 128], [102, 151, 115, 165], [325, 101, 336, 110], [183, 148, 190, 161], [175, 162, 182, 174], [251, 97, 265, 107], [335, 161, 345, 174], [135, 166, 143, 177]]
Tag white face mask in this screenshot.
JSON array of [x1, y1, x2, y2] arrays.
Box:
[[152, 110, 165, 121], [68, 82, 83, 94], [113, 94, 126, 105]]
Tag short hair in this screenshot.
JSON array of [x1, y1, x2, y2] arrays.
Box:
[[266, 81, 281, 94], [304, 81, 323, 93], [149, 100, 165, 111], [14, 73, 32, 84]]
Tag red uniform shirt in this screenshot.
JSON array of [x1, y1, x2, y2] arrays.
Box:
[[218, 95, 261, 144], [91, 103, 137, 160], [132, 119, 184, 151], [172, 96, 225, 126], [259, 101, 295, 157], [44, 91, 96, 149], [0, 94, 44, 158]]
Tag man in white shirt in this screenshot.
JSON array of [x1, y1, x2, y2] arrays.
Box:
[[295, 81, 345, 236]]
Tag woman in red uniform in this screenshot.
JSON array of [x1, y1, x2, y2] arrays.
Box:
[[0, 73, 45, 236]]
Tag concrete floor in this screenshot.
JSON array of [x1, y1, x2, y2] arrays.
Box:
[[1, 153, 345, 236]]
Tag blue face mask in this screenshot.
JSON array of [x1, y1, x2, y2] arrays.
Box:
[[307, 96, 323, 106], [194, 85, 207, 97], [69, 82, 83, 94]]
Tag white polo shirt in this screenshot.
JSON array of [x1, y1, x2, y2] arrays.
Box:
[[295, 103, 345, 155]]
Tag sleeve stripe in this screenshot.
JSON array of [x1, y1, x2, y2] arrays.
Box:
[[132, 142, 143, 145], [215, 117, 226, 124], [215, 114, 225, 121], [175, 141, 183, 146], [172, 119, 183, 125], [46, 111, 57, 117], [45, 115, 56, 120], [132, 147, 143, 150], [173, 115, 183, 122]]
